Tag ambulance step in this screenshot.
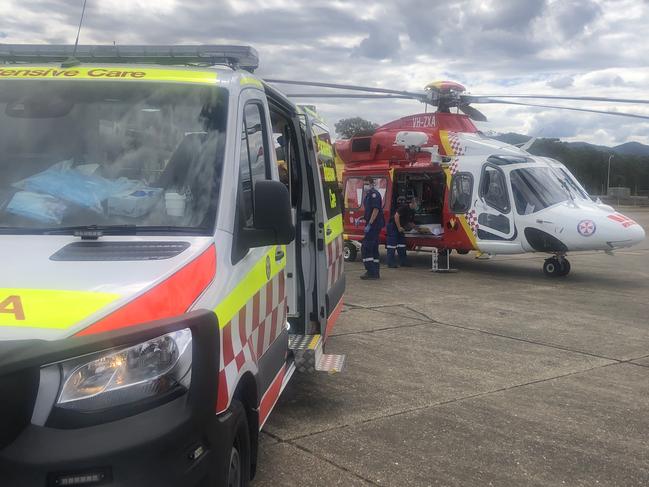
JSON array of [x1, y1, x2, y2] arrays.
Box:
[[316, 353, 345, 373], [288, 334, 345, 374]]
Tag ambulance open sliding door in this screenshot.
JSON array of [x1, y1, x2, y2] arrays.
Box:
[[311, 122, 344, 338]]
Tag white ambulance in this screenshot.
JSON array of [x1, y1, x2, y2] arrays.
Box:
[[0, 45, 345, 486]]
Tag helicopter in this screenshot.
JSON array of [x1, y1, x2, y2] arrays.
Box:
[[266, 79, 647, 276]]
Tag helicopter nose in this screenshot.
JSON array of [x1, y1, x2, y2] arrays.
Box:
[[628, 222, 646, 246]]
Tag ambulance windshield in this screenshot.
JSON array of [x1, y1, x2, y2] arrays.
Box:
[[0, 80, 227, 234]]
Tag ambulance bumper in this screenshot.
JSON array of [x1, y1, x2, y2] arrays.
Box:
[[0, 310, 226, 487], [0, 394, 232, 487]]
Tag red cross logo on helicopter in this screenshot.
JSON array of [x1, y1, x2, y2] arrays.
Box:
[[577, 220, 596, 237]]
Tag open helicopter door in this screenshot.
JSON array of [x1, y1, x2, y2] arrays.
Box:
[[473, 163, 521, 253]]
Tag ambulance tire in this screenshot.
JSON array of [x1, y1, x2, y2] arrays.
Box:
[[344, 242, 357, 262], [220, 400, 251, 487]]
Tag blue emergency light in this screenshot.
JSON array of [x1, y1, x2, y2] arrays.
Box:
[[0, 44, 260, 72]]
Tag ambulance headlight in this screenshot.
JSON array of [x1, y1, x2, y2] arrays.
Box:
[[55, 328, 192, 411]]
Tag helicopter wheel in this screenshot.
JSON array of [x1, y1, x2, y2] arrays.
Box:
[[558, 258, 571, 276], [344, 241, 357, 262], [543, 257, 569, 277]]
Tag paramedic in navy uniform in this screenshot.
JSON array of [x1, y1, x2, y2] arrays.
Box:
[[387, 197, 417, 268], [361, 176, 384, 280]]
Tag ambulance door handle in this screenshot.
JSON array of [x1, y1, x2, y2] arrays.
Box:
[[326, 228, 332, 236], [275, 249, 285, 261]]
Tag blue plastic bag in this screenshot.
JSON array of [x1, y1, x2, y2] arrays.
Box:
[[14, 160, 138, 214], [6, 191, 67, 224]]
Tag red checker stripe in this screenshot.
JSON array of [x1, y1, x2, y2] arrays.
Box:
[[78, 245, 216, 336]]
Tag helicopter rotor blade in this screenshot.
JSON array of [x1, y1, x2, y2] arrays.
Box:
[[483, 99, 649, 120], [463, 94, 649, 105], [458, 104, 488, 122], [286, 93, 414, 100], [264, 78, 425, 99]]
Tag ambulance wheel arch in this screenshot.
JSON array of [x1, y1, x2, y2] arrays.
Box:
[[231, 374, 259, 479]]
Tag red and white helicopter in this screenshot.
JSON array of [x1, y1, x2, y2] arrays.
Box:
[[267, 79, 647, 276]]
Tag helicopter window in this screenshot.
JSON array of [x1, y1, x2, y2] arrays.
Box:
[[480, 165, 510, 213], [351, 137, 372, 152], [510, 167, 571, 215], [449, 172, 473, 213], [558, 167, 590, 199], [344, 176, 387, 209]]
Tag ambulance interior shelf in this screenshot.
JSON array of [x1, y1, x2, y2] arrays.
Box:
[[394, 172, 445, 236]]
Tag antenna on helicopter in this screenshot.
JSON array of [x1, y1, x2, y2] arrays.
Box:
[[61, 0, 88, 68]]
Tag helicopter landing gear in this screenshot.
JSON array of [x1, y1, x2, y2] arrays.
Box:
[[543, 255, 570, 277], [344, 241, 358, 262]]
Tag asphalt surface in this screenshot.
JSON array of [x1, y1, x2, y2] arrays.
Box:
[[252, 208, 649, 487]]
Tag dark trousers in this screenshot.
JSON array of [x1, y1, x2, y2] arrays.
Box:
[[386, 222, 407, 266], [361, 227, 381, 277]]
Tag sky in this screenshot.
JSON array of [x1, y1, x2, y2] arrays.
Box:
[[2, 0, 649, 145]]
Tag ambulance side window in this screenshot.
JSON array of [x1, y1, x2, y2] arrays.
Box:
[[450, 172, 473, 213], [239, 102, 270, 228]]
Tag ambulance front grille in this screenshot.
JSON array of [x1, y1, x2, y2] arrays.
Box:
[[50, 241, 191, 261]]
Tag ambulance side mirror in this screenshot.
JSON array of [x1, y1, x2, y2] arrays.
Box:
[[241, 180, 295, 249]]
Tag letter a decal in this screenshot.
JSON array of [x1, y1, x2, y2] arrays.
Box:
[[0, 295, 25, 320]]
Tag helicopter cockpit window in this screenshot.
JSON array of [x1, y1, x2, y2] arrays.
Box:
[[510, 167, 571, 215], [450, 172, 473, 213], [558, 167, 590, 199], [480, 165, 510, 213]]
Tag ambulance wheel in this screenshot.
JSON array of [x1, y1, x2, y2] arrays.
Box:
[[344, 242, 357, 262], [456, 249, 470, 255], [221, 400, 250, 487], [543, 257, 564, 277]]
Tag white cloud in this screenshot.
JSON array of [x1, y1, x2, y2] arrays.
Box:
[[1, 0, 648, 145]]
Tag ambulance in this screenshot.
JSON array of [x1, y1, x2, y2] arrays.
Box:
[[0, 45, 345, 486]]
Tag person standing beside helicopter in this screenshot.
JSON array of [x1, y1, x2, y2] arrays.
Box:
[[387, 197, 417, 268], [361, 176, 384, 280]]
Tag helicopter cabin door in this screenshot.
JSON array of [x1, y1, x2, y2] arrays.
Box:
[[474, 163, 519, 253]]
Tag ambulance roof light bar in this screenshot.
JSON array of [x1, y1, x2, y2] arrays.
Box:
[[0, 44, 260, 72]]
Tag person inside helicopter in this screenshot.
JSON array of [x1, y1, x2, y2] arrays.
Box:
[[393, 171, 445, 234]]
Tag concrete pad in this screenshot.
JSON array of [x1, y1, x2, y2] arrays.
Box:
[[295, 364, 649, 487], [330, 306, 424, 336], [252, 436, 370, 486], [264, 323, 610, 441], [409, 288, 649, 361], [632, 356, 649, 367]]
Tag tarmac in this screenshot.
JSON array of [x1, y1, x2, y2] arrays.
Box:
[[252, 208, 649, 487]]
